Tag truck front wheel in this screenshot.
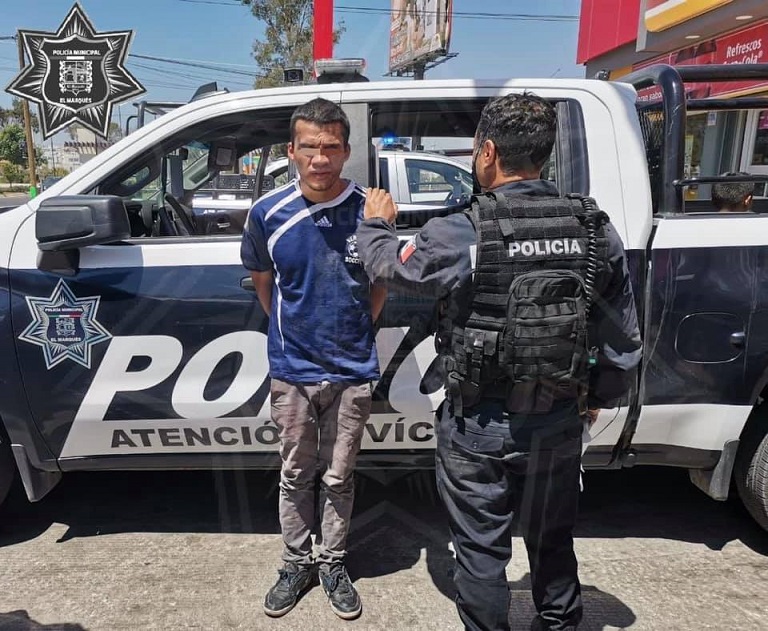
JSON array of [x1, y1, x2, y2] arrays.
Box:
[[734, 411, 768, 532]]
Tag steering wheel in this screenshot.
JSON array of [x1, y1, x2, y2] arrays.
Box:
[[164, 193, 197, 236]]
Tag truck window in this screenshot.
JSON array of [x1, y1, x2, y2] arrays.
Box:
[[369, 97, 587, 227], [96, 107, 294, 238], [403, 158, 472, 205], [379, 157, 390, 192]]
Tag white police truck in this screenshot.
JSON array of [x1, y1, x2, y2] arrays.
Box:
[[2, 60, 768, 533]]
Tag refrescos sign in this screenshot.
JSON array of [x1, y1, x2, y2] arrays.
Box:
[[634, 20, 768, 102], [5, 2, 145, 139]]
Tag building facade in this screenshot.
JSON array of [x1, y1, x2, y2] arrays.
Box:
[[578, 0, 768, 199]]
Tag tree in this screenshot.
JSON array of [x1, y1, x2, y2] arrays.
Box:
[[0, 98, 40, 134], [34, 146, 47, 169], [66, 121, 121, 143], [0, 124, 27, 166], [108, 121, 123, 143], [67, 122, 81, 142], [1, 160, 24, 188], [40, 166, 69, 178], [241, 0, 345, 89]]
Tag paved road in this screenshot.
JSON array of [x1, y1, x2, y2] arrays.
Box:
[[0, 466, 766, 630], [0, 194, 29, 210]]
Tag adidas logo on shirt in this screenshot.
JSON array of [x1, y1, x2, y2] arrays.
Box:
[[315, 215, 333, 228]]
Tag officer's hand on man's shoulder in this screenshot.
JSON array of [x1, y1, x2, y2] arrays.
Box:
[[365, 188, 398, 224]]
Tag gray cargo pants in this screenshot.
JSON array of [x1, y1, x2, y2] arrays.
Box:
[[270, 378, 372, 568]]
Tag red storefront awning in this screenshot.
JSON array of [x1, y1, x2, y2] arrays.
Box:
[[633, 20, 768, 102]]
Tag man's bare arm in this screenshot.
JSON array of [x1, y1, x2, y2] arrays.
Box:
[[371, 283, 387, 322], [250, 270, 273, 316]]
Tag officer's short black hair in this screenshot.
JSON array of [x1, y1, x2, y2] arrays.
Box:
[[290, 97, 350, 146], [476, 92, 556, 175], [712, 172, 754, 210]]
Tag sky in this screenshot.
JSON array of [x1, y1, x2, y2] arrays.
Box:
[[0, 0, 584, 141]]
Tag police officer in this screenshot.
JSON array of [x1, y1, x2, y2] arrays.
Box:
[[356, 93, 642, 631]]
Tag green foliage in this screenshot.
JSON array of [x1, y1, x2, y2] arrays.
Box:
[[0, 161, 24, 187], [0, 124, 26, 165], [240, 0, 345, 89], [0, 98, 40, 133]]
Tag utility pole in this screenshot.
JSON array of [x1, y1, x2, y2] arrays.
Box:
[[15, 34, 38, 197], [411, 62, 426, 149], [50, 136, 56, 174], [313, 0, 334, 64]]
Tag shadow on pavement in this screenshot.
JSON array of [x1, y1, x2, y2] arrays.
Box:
[[507, 574, 636, 631], [0, 465, 766, 610], [0, 610, 86, 630], [578, 467, 768, 556], [0, 469, 282, 548]]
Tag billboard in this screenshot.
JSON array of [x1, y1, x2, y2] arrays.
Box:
[[389, 0, 453, 73]]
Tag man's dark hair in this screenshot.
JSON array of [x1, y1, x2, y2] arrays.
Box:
[[476, 93, 556, 175], [290, 97, 351, 146], [712, 172, 754, 210]]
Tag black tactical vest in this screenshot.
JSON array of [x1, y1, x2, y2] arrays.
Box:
[[441, 192, 610, 416]]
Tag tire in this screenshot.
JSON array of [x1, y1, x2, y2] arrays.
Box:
[[734, 413, 768, 532], [0, 427, 16, 512]]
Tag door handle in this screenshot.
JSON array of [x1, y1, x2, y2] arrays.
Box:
[[240, 276, 254, 291], [730, 331, 746, 349]]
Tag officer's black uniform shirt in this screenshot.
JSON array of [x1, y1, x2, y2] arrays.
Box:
[[356, 179, 642, 409]]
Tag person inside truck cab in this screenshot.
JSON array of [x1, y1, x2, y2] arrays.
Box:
[[712, 173, 754, 213], [357, 93, 642, 631]]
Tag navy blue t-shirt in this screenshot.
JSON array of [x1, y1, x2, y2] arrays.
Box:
[[241, 179, 380, 383]]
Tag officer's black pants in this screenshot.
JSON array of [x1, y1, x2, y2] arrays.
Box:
[[435, 399, 583, 631]]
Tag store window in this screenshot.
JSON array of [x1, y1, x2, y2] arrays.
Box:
[[681, 110, 745, 203]]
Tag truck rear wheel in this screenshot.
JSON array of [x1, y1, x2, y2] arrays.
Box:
[[735, 413, 768, 532], [0, 427, 15, 512]]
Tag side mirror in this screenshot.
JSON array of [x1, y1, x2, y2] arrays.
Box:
[[36, 196, 131, 252]]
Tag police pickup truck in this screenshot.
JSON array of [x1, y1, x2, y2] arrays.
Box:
[[2, 61, 768, 533]]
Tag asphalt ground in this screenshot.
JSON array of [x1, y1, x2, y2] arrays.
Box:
[[1, 466, 767, 630], [0, 194, 29, 210]]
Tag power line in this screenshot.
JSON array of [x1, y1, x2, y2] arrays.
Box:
[[134, 54, 259, 70], [129, 60, 254, 84], [337, 6, 578, 21], [128, 52, 265, 78], [174, 0, 579, 20]]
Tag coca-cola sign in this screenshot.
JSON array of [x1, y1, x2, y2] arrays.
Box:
[[634, 20, 768, 102]]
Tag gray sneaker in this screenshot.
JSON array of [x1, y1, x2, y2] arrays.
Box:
[[263, 562, 314, 617], [319, 563, 362, 620]]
